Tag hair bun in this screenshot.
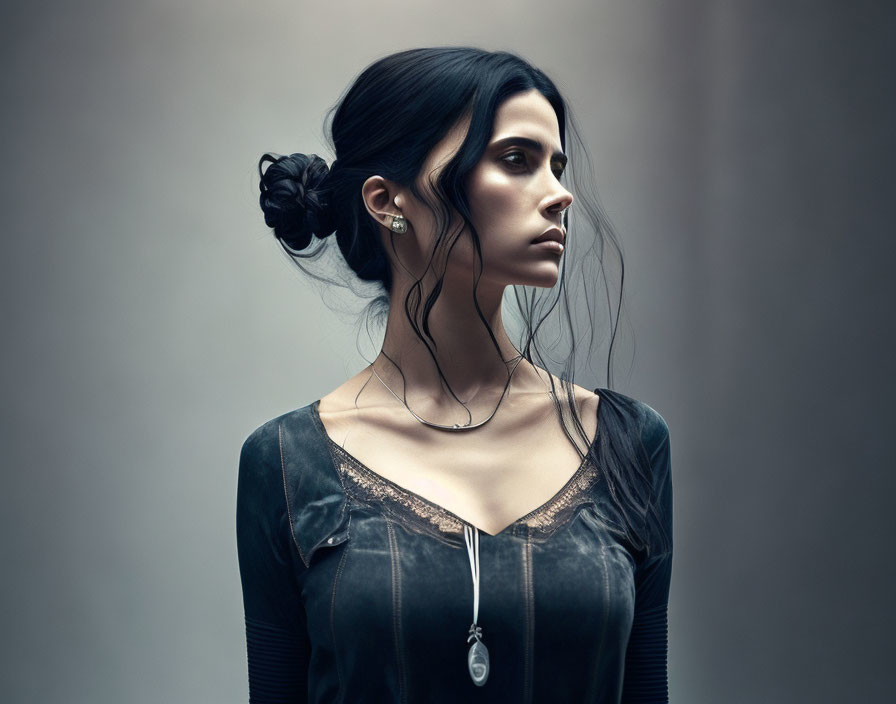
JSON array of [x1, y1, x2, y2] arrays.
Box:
[[257, 152, 335, 250]]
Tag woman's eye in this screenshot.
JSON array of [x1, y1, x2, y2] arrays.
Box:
[[501, 151, 566, 180], [501, 151, 527, 168]]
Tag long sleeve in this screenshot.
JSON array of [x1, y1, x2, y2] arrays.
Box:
[[236, 422, 311, 703], [621, 406, 673, 704]]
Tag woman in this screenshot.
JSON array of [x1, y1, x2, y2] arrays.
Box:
[[237, 47, 673, 703]]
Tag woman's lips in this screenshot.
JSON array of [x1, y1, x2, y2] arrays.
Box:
[[532, 226, 565, 245], [532, 239, 564, 254]]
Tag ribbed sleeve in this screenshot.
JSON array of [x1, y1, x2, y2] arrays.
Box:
[[621, 604, 669, 702], [245, 616, 309, 703], [621, 404, 673, 704], [237, 422, 311, 703]]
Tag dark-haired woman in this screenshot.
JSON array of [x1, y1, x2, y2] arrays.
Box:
[[237, 46, 673, 703]]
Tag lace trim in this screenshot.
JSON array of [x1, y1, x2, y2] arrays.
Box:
[[519, 460, 600, 531], [329, 442, 600, 537], [338, 457, 466, 534]]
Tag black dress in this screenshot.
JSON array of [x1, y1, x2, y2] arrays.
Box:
[[236, 387, 673, 703]]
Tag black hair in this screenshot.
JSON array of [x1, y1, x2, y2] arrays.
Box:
[[256, 46, 668, 559]]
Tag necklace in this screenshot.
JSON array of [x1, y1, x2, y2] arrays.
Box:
[[369, 352, 526, 432], [368, 351, 557, 687], [465, 524, 489, 686]]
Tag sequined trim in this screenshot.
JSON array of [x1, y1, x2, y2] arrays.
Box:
[[328, 442, 600, 537]]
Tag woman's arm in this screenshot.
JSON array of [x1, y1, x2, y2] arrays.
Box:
[[236, 423, 311, 703], [621, 406, 673, 704]]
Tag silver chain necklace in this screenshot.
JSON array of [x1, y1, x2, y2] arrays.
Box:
[[369, 353, 526, 432]]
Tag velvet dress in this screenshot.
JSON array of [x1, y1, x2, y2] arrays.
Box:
[[236, 386, 673, 703]]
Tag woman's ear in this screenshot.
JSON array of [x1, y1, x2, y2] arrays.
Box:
[[361, 175, 404, 230]]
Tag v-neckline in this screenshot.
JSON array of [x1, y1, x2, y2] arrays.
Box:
[[309, 390, 604, 538]]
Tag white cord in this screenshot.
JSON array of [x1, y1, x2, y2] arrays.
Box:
[[463, 523, 490, 686], [464, 524, 480, 628]]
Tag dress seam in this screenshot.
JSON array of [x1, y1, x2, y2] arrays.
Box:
[[522, 528, 534, 704], [586, 541, 612, 700], [330, 543, 350, 703], [385, 517, 408, 704], [278, 422, 306, 567]]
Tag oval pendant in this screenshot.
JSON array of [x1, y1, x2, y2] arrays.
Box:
[[467, 638, 489, 686]]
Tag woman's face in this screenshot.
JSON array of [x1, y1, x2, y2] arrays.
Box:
[[412, 88, 574, 290]]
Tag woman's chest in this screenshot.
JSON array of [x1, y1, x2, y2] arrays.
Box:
[[314, 394, 600, 537], [338, 440, 595, 536], [299, 506, 637, 701]]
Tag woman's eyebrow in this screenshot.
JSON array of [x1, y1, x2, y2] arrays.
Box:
[[490, 136, 567, 166]]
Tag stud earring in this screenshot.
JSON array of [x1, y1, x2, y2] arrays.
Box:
[[389, 214, 408, 234]]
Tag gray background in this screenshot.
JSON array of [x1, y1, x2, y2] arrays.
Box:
[[2, 1, 894, 702]]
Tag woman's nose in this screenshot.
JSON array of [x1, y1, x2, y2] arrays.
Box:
[[545, 183, 573, 216]]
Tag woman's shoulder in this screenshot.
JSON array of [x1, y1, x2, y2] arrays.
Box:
[[237, 400, 351, 570], [239, 400, 323, 467], [595, 387, 671, 454]]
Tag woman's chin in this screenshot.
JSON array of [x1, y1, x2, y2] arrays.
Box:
[[513, 264, 562, 288]]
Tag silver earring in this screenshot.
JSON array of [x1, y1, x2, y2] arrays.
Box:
[[389, 214, 408, 234]]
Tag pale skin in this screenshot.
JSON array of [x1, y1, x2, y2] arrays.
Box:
[[316, 89, 601, 536]]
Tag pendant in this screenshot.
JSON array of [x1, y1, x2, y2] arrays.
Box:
[[467, 626, 489, 686]]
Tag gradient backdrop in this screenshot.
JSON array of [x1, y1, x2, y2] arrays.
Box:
[[2, 1, 894, 702]]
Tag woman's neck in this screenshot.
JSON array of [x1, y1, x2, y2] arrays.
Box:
[[375, 277, 543, 407]]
